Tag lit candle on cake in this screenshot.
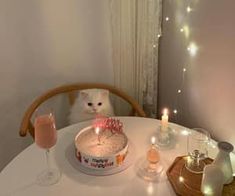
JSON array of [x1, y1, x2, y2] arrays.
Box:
[[147, 137, 160, 170], [95, 127, 101, 145], [161, 108, 169, 130]]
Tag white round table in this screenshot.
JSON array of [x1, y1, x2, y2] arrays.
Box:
[[0, 117, 234, 196]]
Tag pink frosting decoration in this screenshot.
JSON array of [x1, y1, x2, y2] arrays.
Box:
[[93, 116, 123, 134]]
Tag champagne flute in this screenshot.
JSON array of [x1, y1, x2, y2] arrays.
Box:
[[34, 108, 61, 186], [185, 128, 210, 174]]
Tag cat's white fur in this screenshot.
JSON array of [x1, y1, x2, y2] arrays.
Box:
[[69, 89, 114, 124]]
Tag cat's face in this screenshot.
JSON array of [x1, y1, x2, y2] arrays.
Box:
[[79, 89, 110, 114]]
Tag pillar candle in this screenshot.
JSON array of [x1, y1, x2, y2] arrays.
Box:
[[161, 108, 169, 129]]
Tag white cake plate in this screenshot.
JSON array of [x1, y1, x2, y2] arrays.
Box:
[[76, 141, 135, 176]]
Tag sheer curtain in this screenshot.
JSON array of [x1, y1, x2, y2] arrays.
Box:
[[109, 0, 162, 117]]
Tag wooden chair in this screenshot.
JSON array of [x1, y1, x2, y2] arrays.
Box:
[[19, 83, 146, 138]]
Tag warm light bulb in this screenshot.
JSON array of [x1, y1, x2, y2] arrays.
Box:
[[209, 141, 217, 149], [181, 129, 190, 136], [203, 186, 213, 195], [177, 89, 181, 93], [180, 28, 184, 32], [165, 17, 169, 21], [182, 25, 190, 38], [187, 156, 192, 163], [187, 6, 192, 13], [157, 34, 161, 38], [187, 42, 198, 57], [173, 109, 178, 114], [183, 68, 186, 72], [179, 176, 184, 183], [153, 44, 157, 48]]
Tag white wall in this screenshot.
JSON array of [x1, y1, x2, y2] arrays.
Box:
[[159, 0, 235, 146], [0, 0, 113, 170]]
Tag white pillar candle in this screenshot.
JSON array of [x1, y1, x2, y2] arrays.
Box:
[[161, 108, 169, 129]]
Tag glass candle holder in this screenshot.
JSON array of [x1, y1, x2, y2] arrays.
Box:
[[147, 144, 160, 171], [137, 137, 163, 181], [185, 128, 210, 174], [156, 126, 173, 147]]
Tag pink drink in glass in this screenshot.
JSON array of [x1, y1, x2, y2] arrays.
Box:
[[35, 114, 57, 149]]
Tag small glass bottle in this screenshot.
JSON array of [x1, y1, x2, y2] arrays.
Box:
[[213, 141, 234, 184], [201, 164, 224, 196], [137, 137, 163, 181]]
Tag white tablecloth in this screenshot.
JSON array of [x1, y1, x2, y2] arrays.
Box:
[[0, 117, 233, 196]]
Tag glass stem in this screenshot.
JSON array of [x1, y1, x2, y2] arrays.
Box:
[[193, 157, 199, 167], [45, 149, 51, 170], [196, 157, 200, 167]]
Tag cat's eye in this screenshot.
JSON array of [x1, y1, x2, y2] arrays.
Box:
[[88, 103, 93, 106], [98, 102, 102, 106]]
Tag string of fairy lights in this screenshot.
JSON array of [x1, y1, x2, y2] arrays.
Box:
[[156, 0, 198, 122]]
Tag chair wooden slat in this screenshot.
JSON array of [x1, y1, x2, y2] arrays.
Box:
[[19, 83, 146, 138]]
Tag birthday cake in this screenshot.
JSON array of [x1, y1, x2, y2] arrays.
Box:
[[75, 118, 128, 170]]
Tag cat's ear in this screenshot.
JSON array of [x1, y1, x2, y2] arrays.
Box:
[[80, 91, 88, 99], [101, 90, 109, 97]]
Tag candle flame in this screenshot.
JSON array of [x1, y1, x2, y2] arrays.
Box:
[[95, 127, 100, 135], [163, 108, 168, 116], [151, 137, 156, 145]]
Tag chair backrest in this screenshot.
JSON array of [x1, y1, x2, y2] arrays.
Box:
[[19, 83, 146, 138]]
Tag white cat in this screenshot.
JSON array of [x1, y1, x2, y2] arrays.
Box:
[[69, 89, 115, 124]]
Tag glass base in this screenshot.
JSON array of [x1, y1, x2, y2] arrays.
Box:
[[185, 160, 205, 174], [155, 126, 175, 149], [137, 160, 163, 182], [37, 168, 61, 186]]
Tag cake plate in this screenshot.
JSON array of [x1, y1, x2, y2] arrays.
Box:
[[75, 141, 135, 176]]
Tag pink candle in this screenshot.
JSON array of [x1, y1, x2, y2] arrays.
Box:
[[147, 137, 159, 164], [35, 114, 57, 149]]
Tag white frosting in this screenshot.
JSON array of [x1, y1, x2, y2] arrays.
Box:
[[76, 127, 127, 157]]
